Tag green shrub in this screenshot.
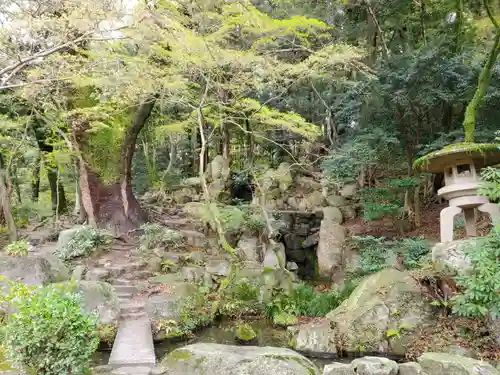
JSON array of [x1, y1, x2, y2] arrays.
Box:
[[453, 224, 500, 319], [352, 235, 389, 275], [1, 282, 99, 375], [4, 240, 29, 257], [55, 227, 106, 261], [265, 282, 353, 319], [398, 237, 431, 269], [140, 223, 183, 250], [350, 235, 431, 275], [12, 200, 53, 228]]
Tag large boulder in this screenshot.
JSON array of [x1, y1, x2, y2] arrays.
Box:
[[73, 281, 120, 325], [316, 220, 347, 278], [160, 344, 319, 375], [263, 243, 286, 270], [0, 254, 69, 288], [236, 236, 261, 262], [350, 357, 399, 375], [287, 319, 336, 354], [431, 240, 472, 274], [326, 269, 435, 355], [418, 352, 499, 375], [398, 362, 425, 375]]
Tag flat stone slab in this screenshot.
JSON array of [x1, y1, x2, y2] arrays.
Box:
[[109, 317, 156, 368]]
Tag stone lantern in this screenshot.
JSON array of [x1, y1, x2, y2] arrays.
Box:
[[415, 145, 500, 243]]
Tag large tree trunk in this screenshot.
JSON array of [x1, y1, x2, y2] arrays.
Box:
[[32, 122, 68, 214], [0, 154, 17, 242], [47, 167, 67, 215], [77, 99, 155, 234], [32, 154, 41, 202]]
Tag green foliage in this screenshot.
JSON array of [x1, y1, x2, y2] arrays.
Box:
[[4, 240, 29, 256], [265, 282, 353, 319], [12, 200, 53, 227], [398, 237, 432, 269], [139, 223, 183, 250], [217, 272, 262, 318], [160, 259, 178, 273], [1, 282, 99, 375], [55, 227, 107, 261], [351, 235, 431, 275], [322, 130, 402, 188], [272, 312, 298, 327], [352, 235, 390, 275], [360, 177, 419, 222], [478, 166, 500, 201], [453, 224, 500, 319]]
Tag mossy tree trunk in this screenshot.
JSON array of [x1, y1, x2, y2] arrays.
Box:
[[75, 99, 155, 233], [0, 153, 17, 242], [463, 1, 500, 142]]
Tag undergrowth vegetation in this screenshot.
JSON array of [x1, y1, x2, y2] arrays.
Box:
[[139, 223, 184, 250], [350, 235, 431, 276], [55, 227, 108, 261], [0, 281, 99, 375]]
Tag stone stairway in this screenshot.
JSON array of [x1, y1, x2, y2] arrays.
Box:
[[108, 278, 156, 374]]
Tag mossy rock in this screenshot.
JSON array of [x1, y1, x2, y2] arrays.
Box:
[[161, 344, 320, 375], [273, 312, 298, 328], [325, 269, 436, 355], [418, 352, 500, 375], [235, 323, 257, 344], [413, 142, 500, 173]]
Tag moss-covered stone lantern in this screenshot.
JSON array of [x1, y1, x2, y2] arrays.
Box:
[[414, 143, 500, 243]]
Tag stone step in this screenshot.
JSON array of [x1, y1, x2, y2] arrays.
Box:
[[109, 317, 156, 368], [114, 284, 138, 294], [121, 270, 152, 280], [111, 366, 152, 375], [121, 311, 148, 320], [117, 292, 133, 300], [112, 278, 135, 286], [121, 301, 146, 315]]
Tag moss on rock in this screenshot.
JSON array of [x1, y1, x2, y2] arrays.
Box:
[[235, 323, 257, 343], [413, 142, 500, 172]]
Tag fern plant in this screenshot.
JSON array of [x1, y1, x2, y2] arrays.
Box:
[[452, 224, 500, 319]]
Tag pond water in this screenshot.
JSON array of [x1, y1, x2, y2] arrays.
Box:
[[94, 319, 338, 370]]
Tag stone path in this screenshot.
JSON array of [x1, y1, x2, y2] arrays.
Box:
[[108, 279, 156, 373]]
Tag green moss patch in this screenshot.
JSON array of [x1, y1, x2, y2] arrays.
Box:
[[414, 143, 500, 172], [235, 323, 257, 341]]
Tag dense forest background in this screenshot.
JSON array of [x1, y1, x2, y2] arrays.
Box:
[[0, 0, 499, 236]]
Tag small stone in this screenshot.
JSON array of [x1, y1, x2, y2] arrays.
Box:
[[398, 362, 424, 375], [302, 232, 320, 248], [350, 356, 399, 375], [323, 363, 355, 375], [86, 268, 111, 282], [325, 195, 347, 207], [71, 265, 87, 280], [340, 183, 358, 197], [182, 266, 205, 282], [205, 260, 230, 277], [322, 207, 344, 224], [286, 262, 299, 271], [263, 243, 286, 269]]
